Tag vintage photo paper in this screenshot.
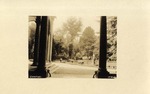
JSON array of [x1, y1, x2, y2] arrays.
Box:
[[0, 0, 149, 94]]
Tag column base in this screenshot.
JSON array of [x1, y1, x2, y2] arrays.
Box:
[[96, 68, 110, 78], [93, 69, 117, 78], [29, 68, 47, 78]]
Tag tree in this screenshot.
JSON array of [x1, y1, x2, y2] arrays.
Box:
[[62, 17, 82, 58], [79, 26, 96, 57], [92, 36, 100, 59], [62, 17, 82, 41], [53, 29, 64, 42], [107, 16, 117, 62], [53, 28, 71, 59]]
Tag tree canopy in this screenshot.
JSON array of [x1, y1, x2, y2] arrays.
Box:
[[79, 26, 96, 57], [62, 17, 82, 41], [107, 16, 117, 62]]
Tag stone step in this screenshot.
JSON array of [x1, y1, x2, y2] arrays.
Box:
[[46, 63, 59, 73]]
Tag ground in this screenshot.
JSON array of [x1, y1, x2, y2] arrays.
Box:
[[47, 61, 117, 78], [29, 60, 117, 78]]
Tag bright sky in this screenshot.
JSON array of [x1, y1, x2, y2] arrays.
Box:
[[53, 16, 100, 34]]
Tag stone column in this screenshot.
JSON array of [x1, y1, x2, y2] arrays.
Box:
[[46, 18, 51, 62], [96, 16, 110, 78], [47, 16, 55, 62], [37, 16, 48, 78], [49, 17, 55, 62], [32, 16, 41, 66]]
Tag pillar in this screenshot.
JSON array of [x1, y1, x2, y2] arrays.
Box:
[[47, 16, 55, 62], [46, 18, 51, 62], [36, 16, 48, 78], [32, 16, 41, 66], [49, 17, 54, 62], [96, 16, 110, 78]]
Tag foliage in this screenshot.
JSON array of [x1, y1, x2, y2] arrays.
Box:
[[79, 26, 96, 57], [107, 16, 117, 62], [62, 17, 82, 58], [62, 17, 82, 41]]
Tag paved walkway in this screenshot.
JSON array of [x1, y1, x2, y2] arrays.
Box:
[[29, 60, 117, 78], [50, 62, 96, 78]]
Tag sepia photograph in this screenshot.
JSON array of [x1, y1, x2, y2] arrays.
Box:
[[28, 16, 117, 78], [1, 0, 150, 94]]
